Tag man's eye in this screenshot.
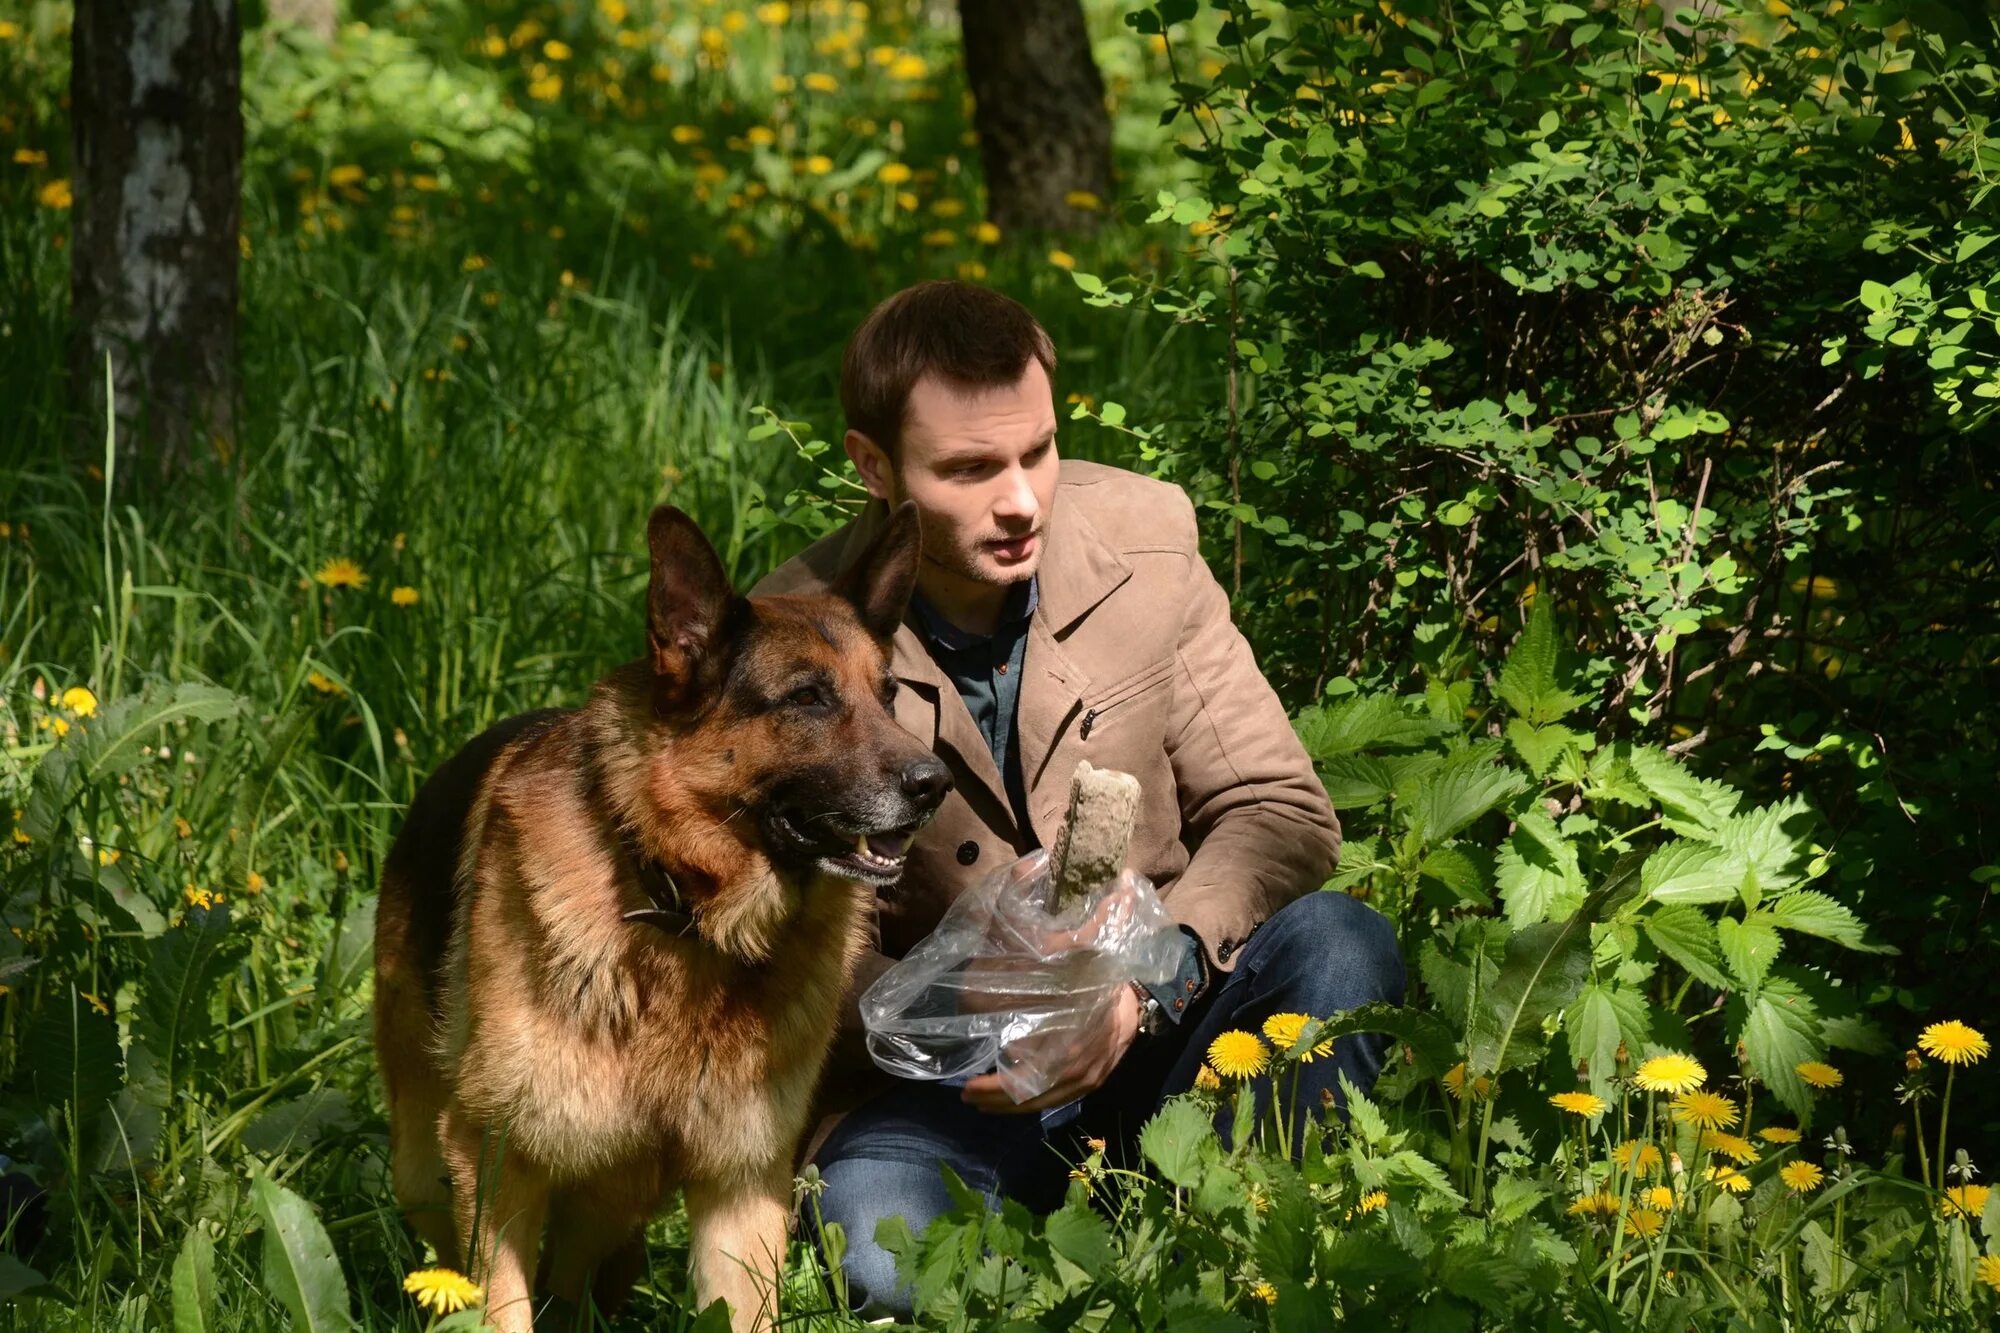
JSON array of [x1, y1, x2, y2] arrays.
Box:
[[787, 685, 825, 708]]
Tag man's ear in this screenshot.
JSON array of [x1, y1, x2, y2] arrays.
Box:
[[843, 428, 895, 502], [834, 500, 922, 641], [646, 505, 739, 713]]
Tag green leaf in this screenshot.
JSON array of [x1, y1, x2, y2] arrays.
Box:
[[1496, 810, 1582, 926], [136, 904, 249, 1101], [173, 1227, 216, 1333], [1645, 904, 1732, 989], [1505, 719, 1576, 778], [1420, 845, 1491, 907], [1764, 890, 1890, 952], [252, 1176, 354, 1333], [1300, 1002, 1459, 1078], [1718, 913, 1782, 993], [1468, 856, 1644, 1075], [1624, 746, 1741, 832], [1642, 840, 1742, 905], [1383, 1150, 1468, 1205], [1409, 758, 1530, 844], [23, 685, 242, 839], [1253, 1171, 1314, 1281], [1565, 983, 1650, 1092], [1043, 1202, 1111, 1277], [1739, 990, 1823, 1118], [1495, 599, 1592, 724], [1318, 754, 1396, 809], [20, 988, 123, 1129], [1294, 693, 1442, 758], [1716, 797, 1815, 893], [1139, 1098, 1214, 1188]]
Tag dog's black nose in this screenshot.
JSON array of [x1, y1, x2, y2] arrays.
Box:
[[901, 759, 952, 808]]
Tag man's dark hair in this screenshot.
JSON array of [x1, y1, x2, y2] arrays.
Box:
[[840, 280, 1057, 460]]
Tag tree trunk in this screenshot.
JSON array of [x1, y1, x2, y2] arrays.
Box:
[[70, 0, 243, 478], [957, 0, 1114, 234]]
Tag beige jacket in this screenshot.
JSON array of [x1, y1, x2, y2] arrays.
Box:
[[752, 459, 1342, 1091]]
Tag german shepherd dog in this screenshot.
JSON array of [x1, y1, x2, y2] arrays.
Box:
[[373, 503, 949, 1331]]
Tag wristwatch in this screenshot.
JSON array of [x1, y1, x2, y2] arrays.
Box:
[[1127, 979, 1168, 1037]]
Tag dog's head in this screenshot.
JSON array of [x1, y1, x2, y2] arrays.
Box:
[[642, 502, 951, 887]]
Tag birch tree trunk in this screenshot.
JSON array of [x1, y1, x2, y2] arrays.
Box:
[[958, 0, 1114, 234], [70, 0, 242, 477]]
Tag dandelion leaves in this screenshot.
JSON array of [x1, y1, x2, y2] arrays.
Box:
[[251, 1176, 353, 1333]]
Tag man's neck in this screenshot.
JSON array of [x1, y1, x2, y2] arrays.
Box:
[[914, 564, 1014, 637]]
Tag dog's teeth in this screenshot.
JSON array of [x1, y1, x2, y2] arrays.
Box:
[[854, 834, 869, 855]]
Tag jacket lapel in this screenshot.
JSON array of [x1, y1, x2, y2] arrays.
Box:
[[1016, 494, 1132, 844]]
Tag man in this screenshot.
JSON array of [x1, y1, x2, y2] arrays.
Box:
[[751, 280, 1404, 1319]]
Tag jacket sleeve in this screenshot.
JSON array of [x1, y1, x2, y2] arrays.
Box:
[[1161, 543, 1342, 971]]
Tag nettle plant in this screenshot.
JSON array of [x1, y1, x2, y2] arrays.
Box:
[[865, 604, 1995, 1327]]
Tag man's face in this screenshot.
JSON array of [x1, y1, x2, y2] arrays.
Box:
[[848, 360, 1060, 590]]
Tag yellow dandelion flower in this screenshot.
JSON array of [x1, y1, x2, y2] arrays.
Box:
[[1942, 1184, 1991, 1219], [47, 716, 69, 738], [1779, 1161, 1823, 1193], [973, 221, 1001, 244], [1551, 1091, 1609, 1117], [1443, 1062, 1493, 1102], [1047, 249, 1077, 270], [887, 52, 928, 80], [803, 72, 839, 93], [1757, 1126, 1802, 1144], [391, 585, 420, 607], [1613, 1141, 1664, 1175], [174, 816, 192, 839], [1065, 189, 1103, 211], [1249, 1281, 1277, 1304], [1643, 1185, 1675, 1210], [246, 871, 266, 895], [877, 162, 913, 185], [404, 1267, 483, 1314], [314, 557, 368, 589], [528, 74, 563, 101], [803, 154, 834, 175], [306, 671, 347, 697], [1707, 1165, 1750, 1194], [1976, 1254, 2000, 1293], [39, 179, 72, 210], [1795, 1061, 1843, 1088], [921, 229, 956, 246], [1355, 1189, 1388, 1214], [13, 148, 48, 166], [1207, 1030, 1269, 1079], [757, 1, 792, 22], [60, 686, 98, 717], [82, 992, 110, 1016], [1622, 1207, 1665, 1238], [1917, 1020, 1988, 1066], [0, 21, 20, 40], [1194, 1064, 1222, 1091], [1067, 1166, 1088, 1182], [671, 124, 704, 144], [1634, 1053, 1706, 1094], [1567, 1192, 1620, 1217], [329, 164, 365, 188], [1262, 1012, 1309, 1048], [1671, 1090, 1738, 1131], [543, 39, 573, 60], [747, 126, 777, 147], [956, 260, 988, 281], [771, 73, 797, 93], [1700, 1131, 1760, 1164], [184, 884, 218, 910]]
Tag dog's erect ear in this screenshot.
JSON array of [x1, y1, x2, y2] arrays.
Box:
[[834, 500, 922, 641], [646, 505, 739, 712]]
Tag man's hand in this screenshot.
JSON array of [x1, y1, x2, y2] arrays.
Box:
[[960, 981, 1144, 1113]]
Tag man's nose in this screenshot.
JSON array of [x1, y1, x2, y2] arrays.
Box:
[[993, 466, 1037, 523], [899, 758, 952, 810]]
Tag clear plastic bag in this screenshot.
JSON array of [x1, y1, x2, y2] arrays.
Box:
[[859, 848, 1185, 1104]]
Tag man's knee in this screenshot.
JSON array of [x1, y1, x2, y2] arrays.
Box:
[[807, 1158, 943, 1321], [1256, 890, 1405, 1007]]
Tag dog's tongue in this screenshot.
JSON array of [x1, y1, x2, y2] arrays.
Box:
[[865, 830, 913, 860]]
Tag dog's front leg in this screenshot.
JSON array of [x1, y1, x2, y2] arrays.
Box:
[[439, 1101, 550, 1333], [685, 1162, 793, 1333]]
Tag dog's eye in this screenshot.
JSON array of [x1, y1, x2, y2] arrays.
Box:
[[787, 685, 826, 709]]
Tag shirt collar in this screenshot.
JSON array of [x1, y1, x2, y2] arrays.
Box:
[[909, 575, 1039, 652]]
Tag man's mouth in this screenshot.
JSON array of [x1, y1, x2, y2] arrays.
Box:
[[985, 532, 1037, 563]]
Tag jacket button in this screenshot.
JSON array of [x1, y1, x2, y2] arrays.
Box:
[[956, 841, 979, 866]]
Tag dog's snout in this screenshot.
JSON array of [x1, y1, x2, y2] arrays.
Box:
[[900, 758, 951, 809]]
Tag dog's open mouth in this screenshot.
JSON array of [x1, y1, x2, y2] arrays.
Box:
[[768, 812, 922, 886]]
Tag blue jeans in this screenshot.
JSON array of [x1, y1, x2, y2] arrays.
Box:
[[803, 889, 1405, 1320]]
